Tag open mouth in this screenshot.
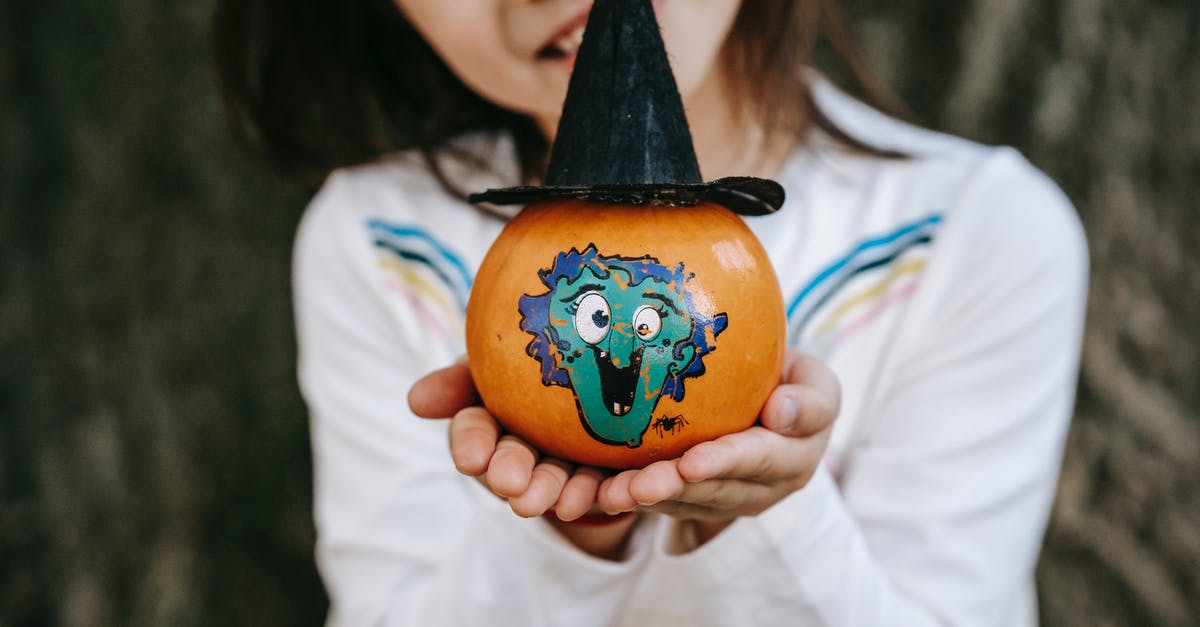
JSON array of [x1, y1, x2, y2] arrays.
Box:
[[535, 0, 667, 61], [537, 19, 586, 60], [593, 346, 643, 416]]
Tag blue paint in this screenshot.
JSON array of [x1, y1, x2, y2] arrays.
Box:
[[368, 220, 474, 290], [786, 213, 943, 319]]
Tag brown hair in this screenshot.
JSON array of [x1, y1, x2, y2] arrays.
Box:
[[213, 0, 902, 195]]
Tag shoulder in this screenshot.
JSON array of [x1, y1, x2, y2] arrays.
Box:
[[293, 142, 512, 362], [808, 75, 1087, 277], [298, 133, 518, 233], [295, 136, 514, 276], [793, 76, 1088, 365], [291, 138, 513, 354], [296, 152, 441, 262]]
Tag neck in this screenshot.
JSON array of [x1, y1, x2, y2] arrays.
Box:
[[684, 61, 790, 181]]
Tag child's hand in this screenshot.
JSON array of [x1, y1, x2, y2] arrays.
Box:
[[594, 350, 839, 540], [408, 361, 609, 521], [409, 349, 840, 547]]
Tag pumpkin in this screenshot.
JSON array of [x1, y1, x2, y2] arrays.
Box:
[[466, 199, 786, 469]]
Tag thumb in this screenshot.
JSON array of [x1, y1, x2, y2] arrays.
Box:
[[759, 351, 840, 438], [408, 357, 482, 418]]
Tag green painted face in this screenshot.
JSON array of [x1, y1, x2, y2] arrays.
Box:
[[545, 266, 696, 447], [518, 245, 728, 449]]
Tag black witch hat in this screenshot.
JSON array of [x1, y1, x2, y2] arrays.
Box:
[[469, 0, 784, 216]]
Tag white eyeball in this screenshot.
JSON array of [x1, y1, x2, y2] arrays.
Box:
[[633, 305, 662, 341], [574, 292, 611, 345]]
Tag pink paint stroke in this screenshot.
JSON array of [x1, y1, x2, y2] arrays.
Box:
[[382, 278, 456, 348], [830, 281, 920, 352]]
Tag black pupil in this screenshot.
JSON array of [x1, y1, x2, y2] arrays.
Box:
[[592, 309, 609, 328]]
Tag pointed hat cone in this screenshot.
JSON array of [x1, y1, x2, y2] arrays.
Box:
[[470, 0, 784, 216]]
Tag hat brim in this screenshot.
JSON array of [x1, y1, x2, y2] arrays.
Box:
[[467, 176, 784, 217]]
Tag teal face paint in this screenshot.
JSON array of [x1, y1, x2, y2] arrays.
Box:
[[518, 245, 728, 447]]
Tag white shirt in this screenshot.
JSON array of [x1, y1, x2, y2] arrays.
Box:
[[293, 80, 1088, 626]]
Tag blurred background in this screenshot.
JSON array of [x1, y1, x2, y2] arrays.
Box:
[[1, 0, 1196, 625]]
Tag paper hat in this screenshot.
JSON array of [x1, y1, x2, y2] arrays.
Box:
[[469, 0, 784, 216]]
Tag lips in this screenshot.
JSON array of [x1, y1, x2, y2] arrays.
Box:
[[536, 3, 591, 60], [533, 1, 667, 61], [538, 22, 585, 59], [593, 346, 642, 416]]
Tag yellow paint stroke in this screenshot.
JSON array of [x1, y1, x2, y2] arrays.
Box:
[[377, 256, 464, 330], [813, 257, 926, 338]]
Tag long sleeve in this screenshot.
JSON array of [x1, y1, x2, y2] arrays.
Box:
[[295, 143, 1087, 625], [293, 172, 656, 627], [621, 150, 1088, 626]]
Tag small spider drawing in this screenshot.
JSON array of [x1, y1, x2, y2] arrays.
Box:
[[652, 414, 688, 438]]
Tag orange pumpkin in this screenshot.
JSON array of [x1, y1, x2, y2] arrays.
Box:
[[466, 199, 786, 469]]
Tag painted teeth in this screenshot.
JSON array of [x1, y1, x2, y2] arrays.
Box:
[[600, 350, 607, 358], [612, 403, 631, 415], [552, 24, 585, 55]]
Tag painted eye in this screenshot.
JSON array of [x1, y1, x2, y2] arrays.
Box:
[[633, 305, 662, 341], [574, 292, 610, 345]]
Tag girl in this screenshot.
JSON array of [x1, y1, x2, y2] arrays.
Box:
[[216, 1, 1088, 625]]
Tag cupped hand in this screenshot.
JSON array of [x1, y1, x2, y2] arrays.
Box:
[[595, 349, 840, 531], [409, 348, 841, 538], [408, 362, 609, 521]]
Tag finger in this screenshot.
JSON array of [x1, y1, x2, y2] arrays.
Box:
[[676, 428, 777, 481], [640, 500, 722, 520], [509, 459, 572, 518], [677, 427, 822, 483], [671, 478, 775, 514], [552, 466, 608, 521], [627, 460, 686, 506], [760, 382, 838, 438], [408, 359, 481, 418], [597, 469, 640, 514], [486, 435, 538, 498], [448, 406, 501, 476], [761, 351, 842, 437], [759, 388, 802, 437], [643, 478, 782, 519], [782, 349, 837, 390], [641, 500, 759, 523]]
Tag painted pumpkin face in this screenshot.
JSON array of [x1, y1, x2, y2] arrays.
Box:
[[467, 199, 785, 469], [522, 246, 725, 447]]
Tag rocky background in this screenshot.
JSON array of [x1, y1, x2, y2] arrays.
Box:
[[2, 0, 1197, 625]]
